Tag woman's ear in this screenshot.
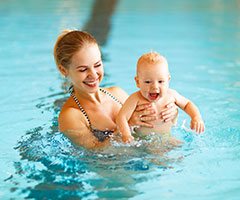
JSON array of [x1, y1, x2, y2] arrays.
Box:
[[135, 76, 140, 88], [58, 65, 68, 77]]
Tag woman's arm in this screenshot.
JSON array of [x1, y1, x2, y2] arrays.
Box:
[[59, 106, 104, 149]]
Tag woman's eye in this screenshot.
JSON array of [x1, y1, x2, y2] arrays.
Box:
[[79, 68, 87, 72]]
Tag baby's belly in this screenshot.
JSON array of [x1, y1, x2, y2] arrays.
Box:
[[135, 120, 173, 135]]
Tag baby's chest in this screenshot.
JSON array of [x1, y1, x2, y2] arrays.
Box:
[[138, 97, 172, 114]]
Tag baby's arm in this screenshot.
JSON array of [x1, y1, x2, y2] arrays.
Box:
[[184, 102, 205, 133], [116, 92, 140, 142], [171, 89, 205, 133]]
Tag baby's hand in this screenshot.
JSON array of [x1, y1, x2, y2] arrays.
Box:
[[190, 117, 205, 133], [122, 134, 134, 143]]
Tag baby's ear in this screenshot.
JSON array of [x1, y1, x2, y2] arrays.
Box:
[[134, 76, 140, 88], [168, 74, 171, 81]]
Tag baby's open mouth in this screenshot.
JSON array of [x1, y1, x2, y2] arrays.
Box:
[[148, 93, 159, 101]]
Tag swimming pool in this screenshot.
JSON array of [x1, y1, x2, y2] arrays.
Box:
[[1, 0, 240, 199]]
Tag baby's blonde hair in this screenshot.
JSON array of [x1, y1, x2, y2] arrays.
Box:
[[137, 51, 167, 65], [136, 51, 168, 74]]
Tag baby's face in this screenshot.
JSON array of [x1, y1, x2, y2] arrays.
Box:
[[135, 62, 170, 102]]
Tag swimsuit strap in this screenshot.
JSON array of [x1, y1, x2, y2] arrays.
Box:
[[70, 88, 122, 129], [70, 92, 92, 129], [99, 88, 123, 105]]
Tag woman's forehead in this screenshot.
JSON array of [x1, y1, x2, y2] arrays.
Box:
[[70, 45, 101, 66]]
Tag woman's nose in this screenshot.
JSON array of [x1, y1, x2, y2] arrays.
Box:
[[88, 68, 98, 78]]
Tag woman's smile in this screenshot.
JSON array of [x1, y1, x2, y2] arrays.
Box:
[[83, 78, 99, 88]]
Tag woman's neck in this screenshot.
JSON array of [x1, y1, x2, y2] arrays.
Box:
[[73, 87, 102, 104]]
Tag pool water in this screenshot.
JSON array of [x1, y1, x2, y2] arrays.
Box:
[[1, 0, 240, 199]]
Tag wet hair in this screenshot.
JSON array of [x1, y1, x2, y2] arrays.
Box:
[[137, 51, 168, 66], [53, 30, 98, 70], [136, 51, 168, 74]]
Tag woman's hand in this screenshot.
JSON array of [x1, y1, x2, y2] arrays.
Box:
[[128, 103, 157, 128], [159, 101, 178, 123], [128, 100, 178, 128]]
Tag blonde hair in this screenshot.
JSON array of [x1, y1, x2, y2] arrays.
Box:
[[137, 51, 168, 66], [53, 30, 98, 70], [136, 51, 168, 74]]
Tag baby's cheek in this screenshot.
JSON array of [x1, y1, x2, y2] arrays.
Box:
[[160, 87, 167, 97]]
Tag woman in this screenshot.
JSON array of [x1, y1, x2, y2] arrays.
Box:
[[54, 30, 177, 149]]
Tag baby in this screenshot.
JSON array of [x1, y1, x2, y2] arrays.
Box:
[[116, 51, 205, 143]]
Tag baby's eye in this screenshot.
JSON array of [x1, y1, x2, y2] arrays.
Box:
[[94, 63, 102, 68], [144, 81, 151, 84], [158, 80, 164, 84]]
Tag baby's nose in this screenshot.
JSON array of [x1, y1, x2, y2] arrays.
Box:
[[151, 82, 159, 90]]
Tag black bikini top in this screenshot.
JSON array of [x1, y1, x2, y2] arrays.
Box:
[[70, 88, 122, 142]]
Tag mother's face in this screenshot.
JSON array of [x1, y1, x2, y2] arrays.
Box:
[[67, 44, 104, 93]]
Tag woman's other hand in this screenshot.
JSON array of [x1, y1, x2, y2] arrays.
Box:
[[128, 103, 157, 128], [160, 101, 178, 123]]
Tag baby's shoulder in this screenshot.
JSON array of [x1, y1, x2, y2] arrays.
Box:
[[167, 88, 180, 100], [155, 89, 176, 105], [167, 88, 178, 95], [134, 91, 149, 104], [115, 91, 146, 109], [167, 88, 185, 99]]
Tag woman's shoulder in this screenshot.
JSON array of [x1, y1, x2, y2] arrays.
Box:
[[105, 86, 126, 94], [58, 97, 88, 132], [104, 86, 129, 104]]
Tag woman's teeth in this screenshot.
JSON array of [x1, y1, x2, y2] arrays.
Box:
[[84, 80, 98, 87]]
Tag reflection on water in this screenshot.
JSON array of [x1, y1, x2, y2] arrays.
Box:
[[6, 90, 240, 200], [10, 123, 189, 199], [11, 117, 240, 199]]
